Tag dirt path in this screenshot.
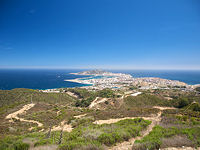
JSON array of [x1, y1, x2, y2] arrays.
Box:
[[51, 120, 73, 132], [89, 97, 108, 109], [101, 106, 176, 150], [52, 113, 87, 132], [66, 91, 79, 98], [6, 103, 43, 128], [153, 106, 176, 110], [93, 112, 161, 125], [74, 113, 87, 118]]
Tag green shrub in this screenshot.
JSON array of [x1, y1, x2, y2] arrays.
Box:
[[134, 125, 200, 150], [61, 118, 151, 149], [0, 136, 29, 150], [178, 98, 189, 108], [96, 89, 116, 98], [14, 142, 29, 150], [75, 96, 95, 107], [192, 103, 200, 111], [124, 94, 171, 107], [195, 87, 200, 92]]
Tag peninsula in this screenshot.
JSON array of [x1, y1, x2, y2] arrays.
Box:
[[66, 70, 189, 90]]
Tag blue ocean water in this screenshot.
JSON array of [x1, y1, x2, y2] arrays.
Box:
[[111, 70, 200, 85], [0, 69, 89, 90], [0, 69, 200, 90]]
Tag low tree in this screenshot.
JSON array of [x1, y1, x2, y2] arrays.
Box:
[[178, 98, 189, 108]]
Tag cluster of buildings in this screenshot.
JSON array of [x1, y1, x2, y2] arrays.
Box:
[[67, 70, 191, 90], [132, 77, 187, 90]]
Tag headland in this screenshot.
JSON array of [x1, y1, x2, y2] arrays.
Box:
[[65, 70, 193, 91]]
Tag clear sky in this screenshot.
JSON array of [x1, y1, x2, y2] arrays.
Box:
[[0, 0, 200, 70]]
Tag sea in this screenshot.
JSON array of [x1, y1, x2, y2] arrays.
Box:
[[0, 69, 200, 90]]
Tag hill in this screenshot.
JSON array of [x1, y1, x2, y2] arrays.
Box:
[[0, 87, 199, 150]]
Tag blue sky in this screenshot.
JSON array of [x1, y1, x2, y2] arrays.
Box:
[[0, 0, 200, 70]]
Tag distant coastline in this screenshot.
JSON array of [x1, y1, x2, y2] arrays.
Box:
[[65, 70, 200, 90], [0, 69, 200, 90]]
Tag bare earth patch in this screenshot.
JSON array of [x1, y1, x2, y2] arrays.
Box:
[[51, 120, 73, 132], [5, 103, 43, 128], [30, 145, 58, 150], [74, 113, 87, 118], [105, 107, 176, 150]]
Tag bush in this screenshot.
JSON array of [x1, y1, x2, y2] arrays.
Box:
[[60, 118, 151, 149], [14, 142, 30, 150], [75, 96, 95, 107], [0, 136, 30, 150], [178, 98, 189, 108], [192, 103, 200, 111], [124, 94, 171, 108], [195, 87, 200, 92], [134, 125, 200, 150], [97, 133, 116, 145], [96, 89, 116, 98]]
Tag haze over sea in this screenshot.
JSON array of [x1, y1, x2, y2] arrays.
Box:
[[0, 69, 200, 90]]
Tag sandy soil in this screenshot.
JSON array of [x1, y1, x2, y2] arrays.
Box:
[[6, 103, 43, 127], [74, 113, 87, 118], [51, 120, 73, 132], [89, 97, 108, 109], [66, 91, 79, 98], [153, 106, 176, 110], [107, 107, 176, 150], [131, 92, 142, 96], [30, 145, 58, 150]]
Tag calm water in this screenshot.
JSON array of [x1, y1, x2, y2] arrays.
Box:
[[0, 69, 88, 90], [112, 70, 200, 85], [0, 69, 200, 90]]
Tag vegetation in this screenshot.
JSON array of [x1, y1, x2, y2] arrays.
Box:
[[74, 88, 116, 107], [133, 125, 200, 150], [75, 96, 95, 107], [1, 88, 200, 149], [124, 94, 172, 107], [0, 136, 29, 150], [0, 88, 76, 114], [133, 104, 200, 150], [67, 88, 95, 99], [0, 118, 151, 150], [177, 98, 189, 108], [60, 118, 151, 150], [196, 87, 200, 92], [96, 89, 116, 98]]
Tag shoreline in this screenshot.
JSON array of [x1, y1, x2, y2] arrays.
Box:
[[63, 71, 196, 90], [1, 70, 200, 91]]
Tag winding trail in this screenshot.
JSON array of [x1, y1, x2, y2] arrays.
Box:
[[92, 106, 175, 150], [89, 97, 109, 109], [89, 97, 100, 108], [52, 113, 87, 132], [74, 113, 87, 118], [6, 103, 43, 128]]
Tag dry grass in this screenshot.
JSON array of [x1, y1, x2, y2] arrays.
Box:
[[73, 144, 102, 150], [30, 144, 58, 150], [159, 116, 186, 128], [160, 135, 194, 148], [90, 107, 159, 120], [132, 142, 159, 150]]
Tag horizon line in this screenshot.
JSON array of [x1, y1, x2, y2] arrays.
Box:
[[0, 66, 200, 71]]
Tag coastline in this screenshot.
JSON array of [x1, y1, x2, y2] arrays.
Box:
[[63, 70, 196, 91], [65, 78, 93, 85], [1, 69, 200, 90]]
